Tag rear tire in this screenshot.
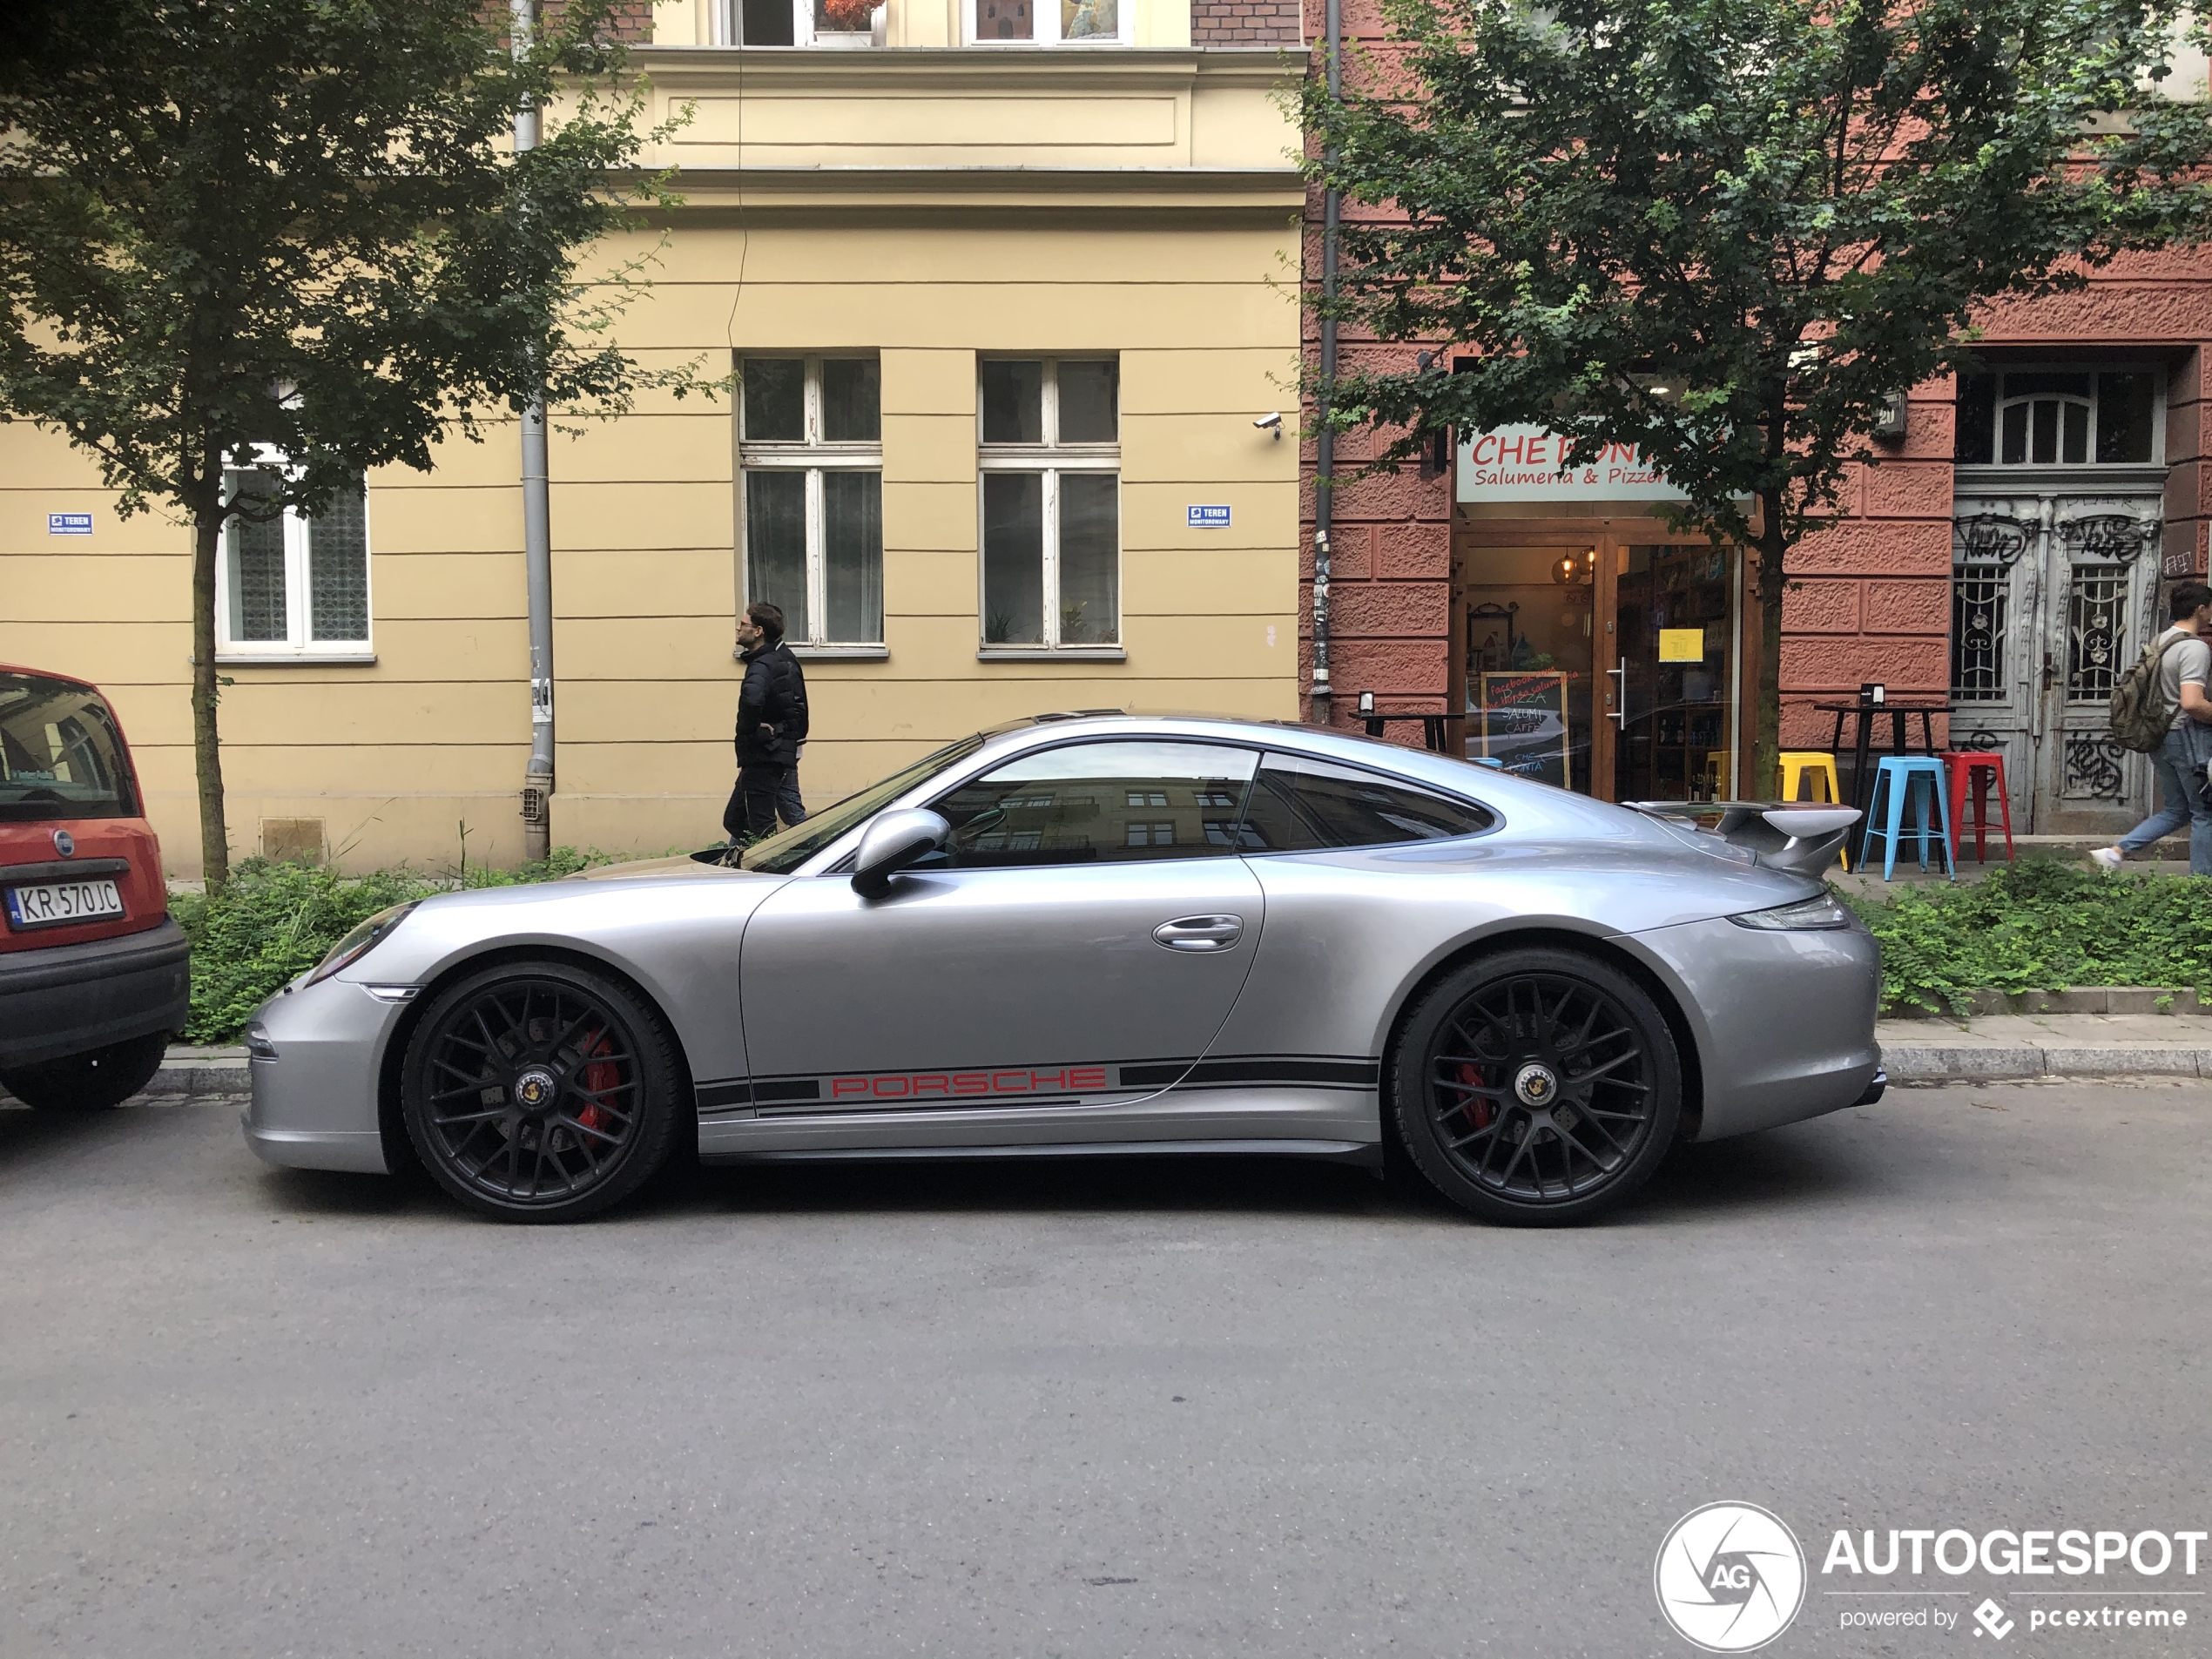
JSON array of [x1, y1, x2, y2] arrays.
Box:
[[0, 1031, 169, 1110], [401, 961, 683, 1223], [1392, 948, 1681, 1225]]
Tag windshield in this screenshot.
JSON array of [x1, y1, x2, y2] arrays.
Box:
[[0, 673, 138, 823], [739, 734, 988, 873]]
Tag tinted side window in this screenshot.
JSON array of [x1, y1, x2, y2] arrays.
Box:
[[1238, 752, 1493, 852], [931, 740, 1258, 868]]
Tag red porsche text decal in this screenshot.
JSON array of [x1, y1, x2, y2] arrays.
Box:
[[828, 1066, 1110, 1102]]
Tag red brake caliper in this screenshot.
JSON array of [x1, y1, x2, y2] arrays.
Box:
[[1457, 1062, 1494, 1131], [577, 1031, 617, 1133]]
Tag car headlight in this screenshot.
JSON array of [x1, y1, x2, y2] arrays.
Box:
[[306, 901, 421, 985], [1728, 894, 1853, 931]]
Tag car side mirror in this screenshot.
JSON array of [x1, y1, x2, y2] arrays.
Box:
[[850, 809, 951, 899]]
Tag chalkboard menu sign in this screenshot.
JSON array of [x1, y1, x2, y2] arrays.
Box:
[[1477, 671, 1572, 787]]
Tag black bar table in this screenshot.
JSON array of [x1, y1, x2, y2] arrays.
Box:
[[1813, 700, 1952, 819], [1362, 711, 1449, 752]]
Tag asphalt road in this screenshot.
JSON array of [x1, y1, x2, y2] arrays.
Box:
[[2, 1081, 2208, 1659]]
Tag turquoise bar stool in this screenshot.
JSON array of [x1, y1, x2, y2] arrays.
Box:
[[1859, 756, 1955, 880]]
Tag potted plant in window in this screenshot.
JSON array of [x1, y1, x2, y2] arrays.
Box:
[[815, 0, 885, 43]]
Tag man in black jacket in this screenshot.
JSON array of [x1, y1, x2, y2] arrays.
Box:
[[725, 601, 810, 841]]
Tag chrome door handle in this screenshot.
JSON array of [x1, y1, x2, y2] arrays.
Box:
[[1152, 914, 1244, 952], [1607, 655, 1627, 727]]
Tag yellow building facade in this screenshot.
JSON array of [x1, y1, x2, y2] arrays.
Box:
[[0, 0, 1306, 876]]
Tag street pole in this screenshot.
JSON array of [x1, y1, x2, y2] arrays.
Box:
[[514, 0, 555, 861], [1312, 0, 1340, 726]]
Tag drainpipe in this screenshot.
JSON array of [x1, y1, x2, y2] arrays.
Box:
[[515, 0, 555, 860], [1311, 0, 1341, 725]]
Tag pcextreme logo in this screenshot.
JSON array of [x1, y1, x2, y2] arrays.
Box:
[[1655, 1502, 1809, 1653]]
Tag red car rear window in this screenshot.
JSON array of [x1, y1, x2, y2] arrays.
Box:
[[0, 672, 138, 822]]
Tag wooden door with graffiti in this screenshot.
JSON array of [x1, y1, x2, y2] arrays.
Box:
[[1950, 492, 2165, 833]]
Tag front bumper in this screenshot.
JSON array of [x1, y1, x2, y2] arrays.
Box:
[[240, 972, 404, 1175], [0, 918, 191, 1069], [1623, 914, 1883, 1141]]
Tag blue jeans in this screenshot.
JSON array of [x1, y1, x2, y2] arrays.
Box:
[[2117, 724, 2212, 875]]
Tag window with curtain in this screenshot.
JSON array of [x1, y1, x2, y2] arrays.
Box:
[[216, 456, 371, 658], [968, 0, 1123, 43]]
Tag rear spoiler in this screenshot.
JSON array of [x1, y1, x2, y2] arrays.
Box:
[[1623, 801, 1860, 880]]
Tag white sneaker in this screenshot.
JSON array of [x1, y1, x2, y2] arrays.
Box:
[[2089, 846, 2124, 871]]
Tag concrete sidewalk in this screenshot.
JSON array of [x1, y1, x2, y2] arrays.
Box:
[[98, 1018, 2212, 1103]]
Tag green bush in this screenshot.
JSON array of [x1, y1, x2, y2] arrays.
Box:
[[1839, 859, 2212, 1015], [172, 848, 624, 1043]]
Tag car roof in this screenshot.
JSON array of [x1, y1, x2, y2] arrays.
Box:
[[954, 710, 1566, 805]]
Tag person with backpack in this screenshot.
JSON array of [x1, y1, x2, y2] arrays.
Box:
[[2093, 581, 2212, 875], [724, 600, 810, 842]]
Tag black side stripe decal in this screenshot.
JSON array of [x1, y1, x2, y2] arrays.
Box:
[[697, 1055, 1378, 1118], [1177, 1056, 1379, 1088]]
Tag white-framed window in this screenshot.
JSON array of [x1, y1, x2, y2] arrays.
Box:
[[214, 451, 372, 660], [968, 0, 1126, 44], [1955, 367, 2164, 467], [740, 355, 885, 651], [717, 0, 879, 46], [978, 357, 1120, 652]]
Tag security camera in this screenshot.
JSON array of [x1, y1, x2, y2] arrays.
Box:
[[1254, 411, 1283, 439]]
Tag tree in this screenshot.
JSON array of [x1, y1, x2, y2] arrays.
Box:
[[0, 0, 686, 885], [1302, 0, 2212, 794]]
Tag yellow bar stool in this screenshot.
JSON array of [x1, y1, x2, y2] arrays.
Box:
[[1777, 751, 1848, 868]]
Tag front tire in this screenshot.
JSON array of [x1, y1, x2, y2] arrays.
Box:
[[1392, 948, 1681, 1225], [401, 961, 682, 1223], [0, 1031, 169, 1110]]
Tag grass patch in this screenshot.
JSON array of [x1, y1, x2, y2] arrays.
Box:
[[170, 848, 628, 1044], [1838, 858, 2212, 1016]]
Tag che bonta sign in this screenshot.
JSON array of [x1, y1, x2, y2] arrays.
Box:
[[1457, 426, 1689, 503]]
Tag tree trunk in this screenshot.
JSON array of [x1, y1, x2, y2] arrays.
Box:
[[1753, 487, 1790, 803], [189, 476, 230, 890]]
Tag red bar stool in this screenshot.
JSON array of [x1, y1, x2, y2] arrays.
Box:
[[1939, 752, 2014, 863]]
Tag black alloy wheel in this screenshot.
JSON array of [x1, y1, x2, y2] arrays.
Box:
[[401, 961, 681, 1223], [1393, 948, 1681, 1225]]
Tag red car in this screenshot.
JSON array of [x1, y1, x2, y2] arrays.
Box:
[[0, 665, 189, 1109]]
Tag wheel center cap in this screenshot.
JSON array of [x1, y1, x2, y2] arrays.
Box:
[[514, 1068, 558, 1110], [1513, 1062, 1559, 1107]]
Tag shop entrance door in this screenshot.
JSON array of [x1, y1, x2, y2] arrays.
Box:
[[1453, 524, 1743, 804], [1610, 543, 1740, 803]]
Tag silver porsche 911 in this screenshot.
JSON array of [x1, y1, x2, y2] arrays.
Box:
[[243, 713, 1881, 1225]]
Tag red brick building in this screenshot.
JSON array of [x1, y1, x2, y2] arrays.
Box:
[[1297, 4, 2212, 836]]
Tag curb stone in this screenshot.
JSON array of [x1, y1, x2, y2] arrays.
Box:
[[1879, 1045, 2212, 1082], [145, 1046, 250, 1098]]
